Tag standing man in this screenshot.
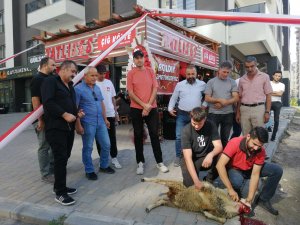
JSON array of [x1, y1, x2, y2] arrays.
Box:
[[270, 71, 285, 141], [205, 61, 239, 148], [30, 57, 56, 183], [95, 64, 122, 169], [236, 56, 273, 135], [181, 107, 222, 188], [41, 60, 84, 206], [168, 65, 206, 166], [127, 50, 169, 175], [216, 127, 283, 215], [75, 66, 115, 181]]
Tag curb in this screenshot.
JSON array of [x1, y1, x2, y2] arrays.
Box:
[[0, 197, 152, 225]]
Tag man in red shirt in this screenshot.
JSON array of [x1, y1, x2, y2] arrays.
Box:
[[127, 50, 169, 175], [216, 127, 282, 215]]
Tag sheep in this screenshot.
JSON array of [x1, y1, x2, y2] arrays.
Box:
[[142, 177, 245, 224]]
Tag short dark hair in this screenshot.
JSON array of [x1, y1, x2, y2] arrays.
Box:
[[96, 64, 107, 73], [40, 57, 51, 68], [245, 56, 257, 63], [60, 60, 77, 71], [190, 107, 207, 122], [133, 50, 144, 58], [273, 70, 282, 75], [186, 64, 196, 71], [249, 127, 269, 143], [220, 61, 232, 70]]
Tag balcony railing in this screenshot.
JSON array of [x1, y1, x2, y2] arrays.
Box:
[[26, 0, 84, 14], [227, 3, 266, 26]]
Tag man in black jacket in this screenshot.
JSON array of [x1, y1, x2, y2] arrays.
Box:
[[41, 60, 84, 206]]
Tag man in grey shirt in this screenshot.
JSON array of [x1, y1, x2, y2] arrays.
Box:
[[168, 64, 206, 166], [205, 61, 239, 148]]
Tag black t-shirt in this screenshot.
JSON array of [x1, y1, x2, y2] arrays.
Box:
[[30, 72, 49, 102], [181, 120, 220, 158]]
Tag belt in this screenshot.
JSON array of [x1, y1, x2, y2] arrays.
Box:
[[178, 109, 191, 114], [241, 102, 265, 107]]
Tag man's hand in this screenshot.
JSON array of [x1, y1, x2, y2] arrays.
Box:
[[236, 112, 241, 124], [202, 152, 214, 168], [228, 188, 239, 202], [75, 124, 84, 135], [36, 120, 45, 131], [240, 198, 252, 211], [169, 109, 177, 117], [264, 112, 270, 123], [194, 180, 203, 190], [213, 103, 223, 109], [143, 103, 152, 112], [105, 119, 110, 129], [142, 109, 150, 117], [115, 114, 120, 122], [62, 112, 76, 123], [218, 99, 228, 106], [77, 109, 85, 118]]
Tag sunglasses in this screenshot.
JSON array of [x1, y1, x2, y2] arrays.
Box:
[[92, 91, 98, 101]]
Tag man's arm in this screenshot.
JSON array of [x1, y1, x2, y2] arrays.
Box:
[[216, 154, 239, 201], [202, 139, 223, 168], [246, 164, 262, 203], [182, 149, 203, 190], [271, 91, 284, 97], [101, 101, 110, 128], [168, 85, 179, 116], [264, 93, 272, 123]]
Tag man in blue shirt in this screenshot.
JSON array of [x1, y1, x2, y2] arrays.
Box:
[[75, 66, 115, 180]]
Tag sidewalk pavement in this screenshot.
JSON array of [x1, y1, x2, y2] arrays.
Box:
[[0, 107, 297, 225]]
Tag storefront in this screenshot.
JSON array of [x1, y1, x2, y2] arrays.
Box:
[[39, 13, 219, 138], [0, 66, 35, 112]]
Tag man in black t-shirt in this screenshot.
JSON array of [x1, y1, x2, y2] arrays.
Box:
[[181, 107, 223, 190], [30, 57, 56, 183]]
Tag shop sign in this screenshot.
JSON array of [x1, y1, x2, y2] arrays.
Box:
[[98, 29, 136, 51], [28, 54, 45, 65], [161, 31, 197, 61], [154, 55, 180, 95], [202, 48, 217, 67], [0, 67, 33, 80]]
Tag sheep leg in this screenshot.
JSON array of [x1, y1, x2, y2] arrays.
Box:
[[203, 211, 226, 224], [146, 198, 169, 213]]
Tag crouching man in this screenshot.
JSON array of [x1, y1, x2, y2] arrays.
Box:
[[181, 107, 223, 190], [216, 127, 283, 215]]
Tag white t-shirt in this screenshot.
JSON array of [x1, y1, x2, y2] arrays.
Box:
[[96, 79, 116, 117], [270, 81, 285, 102]]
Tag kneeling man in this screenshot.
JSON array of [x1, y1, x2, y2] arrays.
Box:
[[181, 107, 223, 190], [216, 127, 283, 215]]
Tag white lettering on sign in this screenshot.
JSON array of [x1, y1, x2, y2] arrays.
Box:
[[158, 63, 176, 73], [161, 31, 197, 60], [7, 67, 31, 76], [29, 55, 45, 64]]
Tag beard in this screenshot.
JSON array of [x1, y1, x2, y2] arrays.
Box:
[[187, 77, 196, 84]]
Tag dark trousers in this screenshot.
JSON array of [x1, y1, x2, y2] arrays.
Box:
[[96, 117, 118, 158], [208, 113, 233, 148], [271, 101, 282, 139], [230, 112, 242, 139], [46, 129, 74, 196], [130, 107, 163, 164], [181, 155, 218, 187]]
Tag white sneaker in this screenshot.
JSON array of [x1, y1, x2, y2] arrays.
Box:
[[111, 158, 122, 169], [157, 163, 169, 173], [136, 162, 144, 175]]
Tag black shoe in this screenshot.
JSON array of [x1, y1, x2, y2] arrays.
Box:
[[99, 166, 115, 174], [258, 200, 279, 215], [55, 194, 75, 206], [267, 127, 272, 132], [86, 172, 98, 180], [53, 187, 77, 195], [271, 137, 276, 141]]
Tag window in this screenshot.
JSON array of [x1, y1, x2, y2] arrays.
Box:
[[25, 0, 46, 14], [0, 10, 4, 33], [26, 40, 45, 58], [0, 45, 5, 68]]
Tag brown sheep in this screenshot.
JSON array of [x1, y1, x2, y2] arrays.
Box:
[[142, 177, 245, 224]]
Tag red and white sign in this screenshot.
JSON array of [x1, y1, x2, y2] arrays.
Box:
[[202, 48, 218, 67], [98, 29, 136, 51], [46, 38, 94, 62], [154, 55, 180, 95], [161, 31, 197, 61]]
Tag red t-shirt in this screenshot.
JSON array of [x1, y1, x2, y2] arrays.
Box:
[[126, 67, 158, 109], [223, 136, 266, 171]]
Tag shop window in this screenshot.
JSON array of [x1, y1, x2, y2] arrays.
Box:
[[25, 0, 46, 14], [0, 10, 4, 33], [26, 40, 45, 58], [0, 45, 5, 68]]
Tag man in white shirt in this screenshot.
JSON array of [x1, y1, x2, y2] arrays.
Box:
[[95, 65, 122, 169], [270, 70, 285, 141], [168, 65, 206, 167]]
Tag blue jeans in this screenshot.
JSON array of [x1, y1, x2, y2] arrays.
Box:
[[215, 162, 283, 201], [81, 122, 110, 173], [175, 110, 191, 157]]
